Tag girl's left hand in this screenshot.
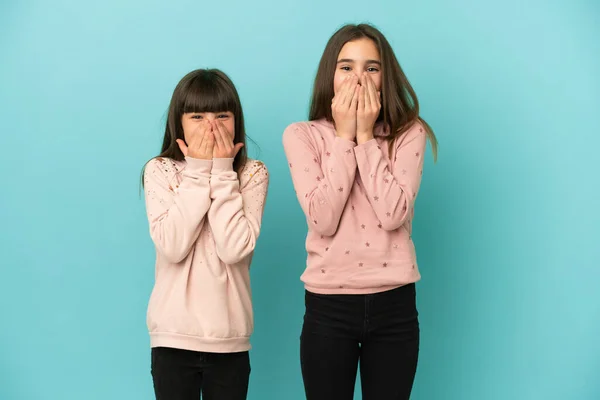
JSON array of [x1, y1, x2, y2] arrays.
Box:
[[357, 73, 381, 143], [212, 121, 244, 159]]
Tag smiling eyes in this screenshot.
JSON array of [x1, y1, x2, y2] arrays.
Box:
[[339, 65, 379, 73], [191, 113, 231, 120]]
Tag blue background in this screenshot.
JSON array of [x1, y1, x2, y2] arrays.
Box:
[[1, 0, 599, 399]]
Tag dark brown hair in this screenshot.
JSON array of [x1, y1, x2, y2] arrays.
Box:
[[309, 23, 438, 160], [142, 68, 248, 185]]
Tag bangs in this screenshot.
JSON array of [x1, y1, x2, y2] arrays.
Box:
[[181, 73, 238, 114]]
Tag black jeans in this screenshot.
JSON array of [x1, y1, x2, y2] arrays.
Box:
[[151, 347, 250, 400], [300, 284, 420, 400]]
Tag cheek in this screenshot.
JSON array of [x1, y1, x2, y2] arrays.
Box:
[[181, 120, 193, 141], [226, 121, 235, 138], [373, 74, 382, 91], [333, 71, 346, 95]]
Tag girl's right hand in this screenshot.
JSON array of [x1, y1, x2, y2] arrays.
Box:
[[176, 123, 215, 160], [331, 75, 359, 141]]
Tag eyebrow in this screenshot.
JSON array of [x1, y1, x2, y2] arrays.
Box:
[[337, 58, 381, 65]]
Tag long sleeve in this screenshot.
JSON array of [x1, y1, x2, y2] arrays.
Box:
[[207, 159, 269, 265], [354, 124, 426, 231], [282, 123, 357, 236], [143, 157, 212, 263]]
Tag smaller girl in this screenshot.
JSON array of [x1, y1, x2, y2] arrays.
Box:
[[142, 69, 269, 400]]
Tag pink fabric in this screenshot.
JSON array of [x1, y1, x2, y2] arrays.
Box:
[[283, 119, 426, 294], [143, 157, 268, 352]]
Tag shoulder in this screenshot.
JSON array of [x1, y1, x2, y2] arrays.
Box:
[[143, 157, 182, 184], [394, 119, 427, 149], [282, 121, 311, 139], [239, 158, 269, 188], [283, 119, 333, 146]]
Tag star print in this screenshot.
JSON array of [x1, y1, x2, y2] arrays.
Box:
[[393, 243, 399, 249], [325, 247, 329, 251], [316, 176, 322, 181], [365, 242, 370, 247], [383, 262, 388, 267], [313, 158, 318, 163], [384, 179, 389, 183], [326, 151, 331, 156], [378, 223, 382, 229], [415, 152, 420, 157], [419, 128, 423, 133], [386, 212, 391, 217], [304, 167, 309, 172], [323, 184, 328, 189], [320, 235, 324, 239], [321, 268, 326, 273], [345, 250, 350, 255], [346, 149, 352, 154], [338, 187, 343, 192], [313, 220, 318, 224], [374, 196, 379, 201], [351, 206, 355, 211], [358, 262, 363, 267], [361, 224, 366, 229]]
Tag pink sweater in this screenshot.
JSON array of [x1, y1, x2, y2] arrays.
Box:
[[143, 156, 268, 353], [282, 119, 426, 295]]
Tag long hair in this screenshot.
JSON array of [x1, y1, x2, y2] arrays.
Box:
[[142, 69, 248, 186], [309, 23, 438, 160]]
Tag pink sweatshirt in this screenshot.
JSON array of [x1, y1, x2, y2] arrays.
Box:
[[143, 156, 268, 353], [282, 118, 426, 295]]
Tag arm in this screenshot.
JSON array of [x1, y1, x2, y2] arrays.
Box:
[[143, 157, 212, 263], [208, 159, 269, 265], [282, 123, 357, 236], [354, 124, 427, 231]]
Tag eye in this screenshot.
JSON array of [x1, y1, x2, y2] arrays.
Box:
[[191, 114, 203, 120], [367, 67, 379, 72], [340, 66, 351, 71], [217, 114, 230, 119]]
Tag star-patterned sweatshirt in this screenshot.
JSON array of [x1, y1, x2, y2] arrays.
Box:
[[143, 156, 268, 353], [283, 118, 426, 295]]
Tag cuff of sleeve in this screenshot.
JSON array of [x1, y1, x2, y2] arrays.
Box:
[[185, 157, 213, 173], [211, 158, 234, 173], [354, 138, 380, 159], [334, 136, 357, 149]]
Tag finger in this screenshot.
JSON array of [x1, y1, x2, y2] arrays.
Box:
[[176, 139, 188, 156], [367, 74, 379, 107], [333, 76, 350, 106], [350, 84, 359, 112], [357, 84, 364, 112], [232, 143, 244, 157], [362, 74, 371, 110], [341, 75, 357, 106], [203, 129, 215, 154], [217, 121, 232, 141], [213, 122, 227, 152]]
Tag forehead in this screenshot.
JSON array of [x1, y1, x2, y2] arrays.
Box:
[[337, 38, 380, 61]]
